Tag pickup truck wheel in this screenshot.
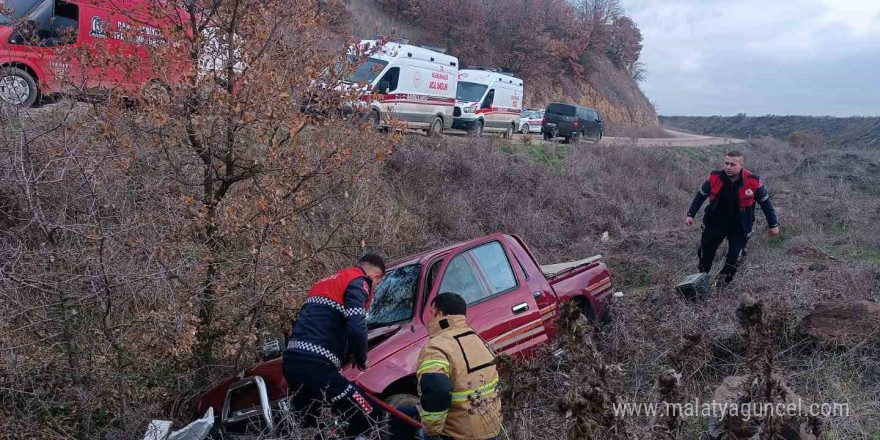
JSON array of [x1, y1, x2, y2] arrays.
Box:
[[521, 123, 530, 134], [543, 132, 551, 141], [0, 67, 39, 108], [382, 393, 420, 439], [571, 297, 598, 326], [570, 131, 581, 144]]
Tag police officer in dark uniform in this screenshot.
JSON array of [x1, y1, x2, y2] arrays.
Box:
[[282, 254, 386, 437], [686, 151, 780, 284]]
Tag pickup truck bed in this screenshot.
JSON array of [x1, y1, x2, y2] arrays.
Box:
[[541, 255, 603, 278]]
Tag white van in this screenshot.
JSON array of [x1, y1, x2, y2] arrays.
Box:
[[348, 40, 458, 136], [452, 69, 523, 137]]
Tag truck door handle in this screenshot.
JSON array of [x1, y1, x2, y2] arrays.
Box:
[[512, 303, 529, 314]]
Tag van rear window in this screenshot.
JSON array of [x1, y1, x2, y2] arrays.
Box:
[[547, 103, 575, 117]]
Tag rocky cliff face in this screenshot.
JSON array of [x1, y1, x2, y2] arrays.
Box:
[[526, 55, 658, 126]]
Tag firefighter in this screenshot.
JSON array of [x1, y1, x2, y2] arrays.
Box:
[[395, 292, 502, 440], [686, 150, 780, 284], [282, 254, 386, 438]]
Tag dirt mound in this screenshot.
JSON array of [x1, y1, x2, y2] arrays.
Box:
[[800, 300, 880, 345]]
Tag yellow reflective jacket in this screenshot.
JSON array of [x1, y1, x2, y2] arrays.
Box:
[[416, 315, 502, 439]]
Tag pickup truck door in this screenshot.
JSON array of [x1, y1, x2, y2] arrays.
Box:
[[506, 235, 561, 340], [431, 239, 548, 357]]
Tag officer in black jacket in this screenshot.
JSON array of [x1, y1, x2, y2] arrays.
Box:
[[686, 151, 779, 284], [283, 254, 386, 437]]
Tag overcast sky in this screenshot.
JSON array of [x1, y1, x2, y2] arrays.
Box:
[[621, 0, 880, 116]]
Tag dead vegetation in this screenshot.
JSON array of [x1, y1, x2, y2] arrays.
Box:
[[1, 4, 878, 435], [3, 95, 879, 438]]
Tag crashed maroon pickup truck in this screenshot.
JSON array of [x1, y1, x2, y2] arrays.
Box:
[[194, 233, 613, 435]]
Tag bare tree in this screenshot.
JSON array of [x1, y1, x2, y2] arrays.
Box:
[[0, 0, 398, 437]]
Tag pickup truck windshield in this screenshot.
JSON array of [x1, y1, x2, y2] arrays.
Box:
[[366, 264, 420, 328], [0, 0, 41, 23], [347, 57, 388, 85], [456, 81, 488, 102]]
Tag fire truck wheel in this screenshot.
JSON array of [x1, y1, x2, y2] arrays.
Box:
[[0, 67, 38, 108], [141, 81, 171, 106], [427, 116, 443, 137]]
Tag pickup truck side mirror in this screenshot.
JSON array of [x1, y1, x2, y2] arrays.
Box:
[[376, 80, 390, 94]]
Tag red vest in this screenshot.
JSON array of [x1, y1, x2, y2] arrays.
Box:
[[307, 266, 374, 310], [707, 169, 762, 210]]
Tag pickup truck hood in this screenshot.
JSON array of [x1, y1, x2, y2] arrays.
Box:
[[342, 322, 428, 392], [194, 322, 427, 415]]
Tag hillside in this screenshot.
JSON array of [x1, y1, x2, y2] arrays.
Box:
[[346, 0, 659, 127], [7, 0, 879, 438], [660, 115, 880, 148], [6, 99, 878, 437]]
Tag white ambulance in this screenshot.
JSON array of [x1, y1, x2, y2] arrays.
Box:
[[347, 40, 458, 136], [452, 69, 523, 138]]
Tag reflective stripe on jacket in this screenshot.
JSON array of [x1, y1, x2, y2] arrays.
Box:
[[285, 266, 372, 368], [417, 315, 502, 439]]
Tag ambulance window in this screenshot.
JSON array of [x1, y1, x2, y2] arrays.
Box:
[[456, 82, 487, 102], [481, 89, 494, 109], [348, 57, 388, 85], [378, 67, 399, 92]]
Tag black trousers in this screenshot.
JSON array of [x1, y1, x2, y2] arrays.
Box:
[[282, 354, 385, 438], [389, 405, 498, 440], [698, 228, 748, 282]]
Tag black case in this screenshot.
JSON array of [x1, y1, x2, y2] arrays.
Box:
[[676, 273, 710, 300]]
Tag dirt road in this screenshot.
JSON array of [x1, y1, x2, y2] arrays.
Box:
[[510, 128, 744, 147]]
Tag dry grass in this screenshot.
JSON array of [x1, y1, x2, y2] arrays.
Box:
[[3, 97, 878, 438], [383, 134, 880, 438]]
